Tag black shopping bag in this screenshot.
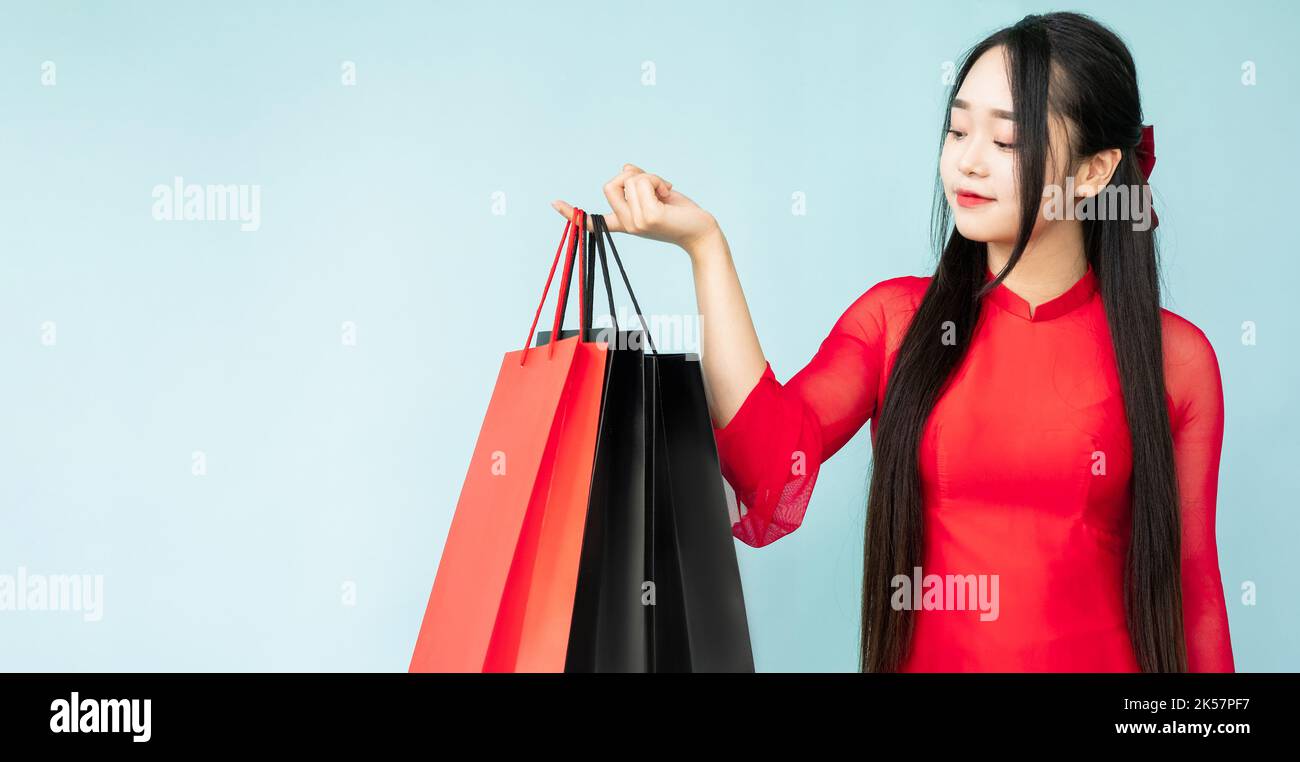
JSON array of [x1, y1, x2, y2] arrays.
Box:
[[648, 351, 755, 672], [543, 214, 754, 673]]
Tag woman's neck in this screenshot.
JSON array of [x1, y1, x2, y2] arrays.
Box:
[[985, 222, 1089, 313]]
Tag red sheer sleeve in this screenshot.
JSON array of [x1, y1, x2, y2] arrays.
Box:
[[710, 278, 911, 547], [1163, 312, 1235, 672]]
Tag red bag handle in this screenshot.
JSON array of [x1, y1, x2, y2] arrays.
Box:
[[520, 209, 586, 365]]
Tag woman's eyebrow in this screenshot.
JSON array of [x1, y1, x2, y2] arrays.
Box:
[[951, 98, 1015, 121]]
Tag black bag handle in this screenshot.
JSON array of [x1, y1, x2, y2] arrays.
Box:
[[582, 225, 619, 342], [590, 223, 618, 340], [589, 213, 658, 355]]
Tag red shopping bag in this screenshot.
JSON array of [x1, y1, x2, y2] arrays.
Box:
[[410, 210, 609, 672]]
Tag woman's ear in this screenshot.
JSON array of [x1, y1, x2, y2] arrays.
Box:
[[1073, 147, 1123, 197]]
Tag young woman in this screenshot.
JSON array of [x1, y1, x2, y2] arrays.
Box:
[[552, 12, 1233, 673]]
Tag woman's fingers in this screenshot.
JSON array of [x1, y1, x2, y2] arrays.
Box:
[[631, 174, 670, 222], [550, 199, 623, 233], [549, 199, 580, 225], [602, 169, 641, 232], [549, 165, 673, 234], [623, 164, 672, 198], [622, 171, 671, 225], [623, 174, 647, 230]]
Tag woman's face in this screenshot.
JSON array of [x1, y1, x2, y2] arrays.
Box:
[[940, 46, 1072, 245]]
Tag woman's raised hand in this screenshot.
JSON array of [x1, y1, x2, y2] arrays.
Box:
[[551, 164, 720, 253], [555, 164, 764, 430]]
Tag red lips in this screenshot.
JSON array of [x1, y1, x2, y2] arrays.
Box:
[[955, 188, 994, 207]]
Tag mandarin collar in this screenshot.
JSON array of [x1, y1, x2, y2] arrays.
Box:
[[983, 262, 1097, 322]]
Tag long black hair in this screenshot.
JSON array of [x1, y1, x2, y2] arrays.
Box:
[[861, 12, 1186, 672]]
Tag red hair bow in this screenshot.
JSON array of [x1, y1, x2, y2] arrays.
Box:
[[1134, 123, 1158, 230]]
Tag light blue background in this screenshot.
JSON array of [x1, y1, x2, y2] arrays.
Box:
[[0, 0, 1293, 671]]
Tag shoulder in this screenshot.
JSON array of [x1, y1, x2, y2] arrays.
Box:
[[1159, 308, 1224, 427], [834, 275, 931, 333], [1160, 307, 1219, 372], [819, 274, 930, 355], [863, 274, 932, 306]]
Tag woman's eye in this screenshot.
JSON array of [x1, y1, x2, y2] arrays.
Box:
[[946, 129, 1014, 150]]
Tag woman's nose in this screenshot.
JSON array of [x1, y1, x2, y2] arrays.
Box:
[[958, 143, 989, 177]]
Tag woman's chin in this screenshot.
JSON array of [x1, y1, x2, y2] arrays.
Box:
[[953, 219, 1005, 243]]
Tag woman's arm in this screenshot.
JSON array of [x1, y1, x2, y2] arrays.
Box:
[[686, 230, 768, 427], [554, 168, 888, 546], [1163, 312, 1235, 672], [554, 164, 766, 427]]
